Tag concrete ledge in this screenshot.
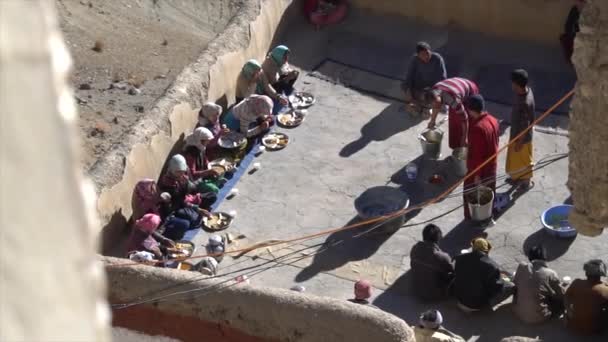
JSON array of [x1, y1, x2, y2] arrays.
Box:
[[350, 0, 572, 45], [105, 257, 414, 342]]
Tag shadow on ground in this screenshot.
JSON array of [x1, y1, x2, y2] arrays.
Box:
[[340, 103, 421, 157], [523, 229, 576, 261]]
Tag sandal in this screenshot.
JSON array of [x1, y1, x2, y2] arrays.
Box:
[[513, 180, 535, 198]]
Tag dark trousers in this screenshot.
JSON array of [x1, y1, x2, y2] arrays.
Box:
[[272, 73, 298, 95]]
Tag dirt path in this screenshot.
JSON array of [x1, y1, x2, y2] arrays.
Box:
[[56, 0, 240, 169]]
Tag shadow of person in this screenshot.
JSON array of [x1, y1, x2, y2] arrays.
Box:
[[523, 229, 576, 261], [295, 215, 399, 282], [439, 220, 488, 256], [339, 102, 421, 157]]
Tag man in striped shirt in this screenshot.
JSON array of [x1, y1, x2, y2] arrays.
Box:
[[427, 77, 480, 150]]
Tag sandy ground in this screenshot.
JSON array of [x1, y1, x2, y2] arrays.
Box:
[[56, 0, 240, 169]]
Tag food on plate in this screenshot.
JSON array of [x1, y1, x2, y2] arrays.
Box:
[[203, 212, 232, 231]]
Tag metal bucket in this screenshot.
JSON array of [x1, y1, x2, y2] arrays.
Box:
[[419, 128, 443, 160], [452, 147, 468, 176], [466, 186, 494, 222]]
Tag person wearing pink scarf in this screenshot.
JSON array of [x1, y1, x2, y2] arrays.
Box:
[[125, 213, 175, 259]]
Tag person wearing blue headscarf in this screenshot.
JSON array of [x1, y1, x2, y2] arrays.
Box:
[[236, 59, 286, 106], [262, 45, 299, 95]]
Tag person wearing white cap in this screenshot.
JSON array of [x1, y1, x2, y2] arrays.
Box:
[[183, 127, 224, 195], [413, 310, 465, 342]]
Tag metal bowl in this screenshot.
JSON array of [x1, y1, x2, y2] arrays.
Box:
[[202, 212, 234, 232], [208, 157, 236, 174], [218, 132, 247, 149], [289, 92, 315, 108], [262, 132, 289, 150]]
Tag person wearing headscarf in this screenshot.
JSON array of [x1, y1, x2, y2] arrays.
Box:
[[512, 244, 565, 324], [347, 279, 378, 308], [453, 238, 515, 311], [565, 259, 608, 335], [223, 95, 274, 138], [463, 94, 499, 221], [125, 213, 174, 259], [410, 224, 454, 301], [303, 0, 348, 29], [197, 102, 228, 154], [131, 179, 161, 221], [182, 127, 224, 197], [159, 154, 216, 211], [235, 59, 285, 105], [413, 310, 465, 342], [262, 45, 299, 95]]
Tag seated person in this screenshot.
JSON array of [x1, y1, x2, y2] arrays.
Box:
[[347, 280, 378, 308], [262, 45, 299, 96], [410, 224, 454, 301], [565, 259, 608, 335], [161, 206, 207, 241], [159, 154, 217, 210], [197, 102, 229, 158], [235, 59, 287, 106], [223, 95, 274, 138], [453, 238, 515, 311], [125, 213, 174, 259], [303, 0, 348, 29], [512, 244, 565, 324], [131, 179, 161, 221], [183, 127, 223, 192], [414, 310, 465, 342], [401, 42, 447, 117]]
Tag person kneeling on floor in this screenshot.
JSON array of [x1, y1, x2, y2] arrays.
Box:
[[453, 238, 515, 312], [414, 309, 465, 342]]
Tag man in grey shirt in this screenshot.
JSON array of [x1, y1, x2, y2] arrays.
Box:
[[506, 69, 535, 193], [401, 42, 447, 117]]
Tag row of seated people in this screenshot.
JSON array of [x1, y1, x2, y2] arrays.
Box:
[[410, 224, 608, 337], [125, 45, 300, 261]]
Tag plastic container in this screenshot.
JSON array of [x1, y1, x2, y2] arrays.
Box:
[[541, 205, 577, 238], [406, 163, 418, 182]]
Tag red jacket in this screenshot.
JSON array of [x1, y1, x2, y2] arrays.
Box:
[[467, 112, 499, 184]]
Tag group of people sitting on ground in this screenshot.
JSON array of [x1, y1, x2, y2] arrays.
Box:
[[125, 45, 300, 260], [407, 224, 608, 337], [402, 41, 536, 222]]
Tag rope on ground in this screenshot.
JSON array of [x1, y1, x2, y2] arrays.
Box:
[[108, 89, 575, 268]]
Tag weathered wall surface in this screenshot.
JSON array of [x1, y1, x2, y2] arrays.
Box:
[[92, 0, 295, 255], [350, 0, 572, 44], [0, 0, 108, 340], [568, 1, 608, 236], [105, 257, 415, 342]]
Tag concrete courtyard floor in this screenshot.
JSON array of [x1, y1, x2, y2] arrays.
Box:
[[192, 11, 607, 342]]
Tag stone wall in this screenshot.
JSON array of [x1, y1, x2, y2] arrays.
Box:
[[0, 0, 108, 340], [568, 1, 608, 236], [105, 257, 415, 342], [350, 0, 572, 44]]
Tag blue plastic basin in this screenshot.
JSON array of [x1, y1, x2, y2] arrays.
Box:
[[541, 204, 577, 238]]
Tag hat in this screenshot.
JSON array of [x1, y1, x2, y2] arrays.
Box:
[[584, 259, 607, 277], [420, 310, 443, 329], [466, 94, 485, 112], [471, 237, 492, 253], [354, 280, 372, 300]]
